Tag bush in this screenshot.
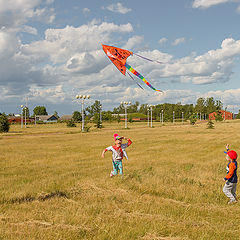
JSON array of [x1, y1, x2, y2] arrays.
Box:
[[207, 119, 214, 129], [189, 114, 197, 125], [66, 120, 76, 127], [0, 114, 10, 132]]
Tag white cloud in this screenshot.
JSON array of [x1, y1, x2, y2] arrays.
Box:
[[147, 38, 240, 85], [21, 25, 38, 35], [172, 37, 185, 46], [103, 3, 132, 14], [29, 85, 66, 103], [236, 4, 240, 12], [192, 0, 238, 9], [0, 0, 55, 29], [1, 0, 240, 114], [83, 8, 90, 16], [0, 21, 134, 106], [46, 0, 54, 4], [158, 37, 168, 44], [21, 22, 133, 64], [123, 36, 144, 50]]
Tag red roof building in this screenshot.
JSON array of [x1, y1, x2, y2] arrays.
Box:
[[209, 110, 232, 120]]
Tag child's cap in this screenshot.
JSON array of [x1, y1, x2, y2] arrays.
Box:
[[114, 133, 123, 141], [227, 150, 237, 160]]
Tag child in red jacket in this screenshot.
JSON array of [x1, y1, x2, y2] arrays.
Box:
[[223, 144, 238, 204]]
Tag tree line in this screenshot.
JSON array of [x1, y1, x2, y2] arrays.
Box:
[[79, 97, 238, 122], [3, 96, 240, 124]]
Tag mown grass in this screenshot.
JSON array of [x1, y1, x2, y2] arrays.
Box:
[[0, 120, 240, 239]]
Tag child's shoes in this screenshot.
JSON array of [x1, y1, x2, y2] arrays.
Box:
[[228, 199, 238, 204]]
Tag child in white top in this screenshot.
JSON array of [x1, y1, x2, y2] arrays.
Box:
[[101, 133, 132, 177]]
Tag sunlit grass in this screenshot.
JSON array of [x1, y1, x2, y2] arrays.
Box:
[[0, 120, 240, 239]]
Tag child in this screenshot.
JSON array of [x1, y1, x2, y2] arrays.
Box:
[[101, 133, 132, 177], [223, 144, 238, 204]]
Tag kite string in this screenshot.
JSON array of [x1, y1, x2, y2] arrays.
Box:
[[133, 53, 164, 64], [127, 72, 144, 90]]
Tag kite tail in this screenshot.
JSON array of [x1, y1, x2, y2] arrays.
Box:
[[125, 63, 162, 92], [133, 53, 163, 64]]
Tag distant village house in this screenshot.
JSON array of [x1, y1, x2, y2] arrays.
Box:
[[209, 110, 232, 120], [35, 115, 58, 123]]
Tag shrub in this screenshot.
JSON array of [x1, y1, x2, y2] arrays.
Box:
[[0, 114, 10, 132], [66, 120, 76, 127], [189, 114, 197, 125], [207, 119, 214, 129]]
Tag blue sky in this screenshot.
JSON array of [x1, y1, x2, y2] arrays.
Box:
[[1, 0, 240, 115]]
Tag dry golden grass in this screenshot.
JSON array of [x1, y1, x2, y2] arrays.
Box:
[[0, 120, 240, 239]]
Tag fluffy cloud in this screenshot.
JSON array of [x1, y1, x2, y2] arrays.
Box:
[[0, 0, 55, 30], [172, 37, 185, 46], [1, 0, 240, 114], [103, 3, 132, 14], [83, 8, 90, 16], [158, 38, 168, 44], [192, 0, 238, 9], [21, 22, 133, 64], [148, 38, 240, 85], [0, 20, 135, 106]]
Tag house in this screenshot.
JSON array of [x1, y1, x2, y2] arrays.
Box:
[[209, 110, 232, 120], [59, 115, 73, 121], [8, 116, 35, 124], [35, 115, 58, 123]]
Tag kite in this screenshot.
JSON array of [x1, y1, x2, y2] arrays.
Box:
[[102, 44, 163, 92]]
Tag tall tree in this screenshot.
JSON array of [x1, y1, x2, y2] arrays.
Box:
[[33, 106, 48, 116], [215, 100, 223, 111], [195, 97, 206, 114], [85, 100, 102, 117], [205, 97, 216, 114], [22, 107, 30, 118], [72, 111, 81, 122]]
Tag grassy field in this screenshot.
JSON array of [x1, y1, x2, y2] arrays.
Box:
[[0, 120, 240, 240]]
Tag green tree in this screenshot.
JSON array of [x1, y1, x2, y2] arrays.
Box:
[[236, 109, 240, 119], [215, 100, 223, 111], [72, 111, 81, 122], [0, 113, 10, 132], [93, 113, 102, 128], [195, 97, 206, 115], [113, 102, 126, 114], [189, 114, 197, 125], [128, 101, 140, 113], [117, 114, 121, 123], [102, 111, 113, 121], [22, 107, 30, 118], [33, 106, 47, 116], [85, 100, 102, 118], [205, 97, 216, 114], [128, 115, 133, 123]]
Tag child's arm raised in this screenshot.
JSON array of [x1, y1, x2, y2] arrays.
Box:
[[122, 136, 132, 146]]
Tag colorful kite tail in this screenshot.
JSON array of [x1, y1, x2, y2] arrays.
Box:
[[125, 63, 162, 92]]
